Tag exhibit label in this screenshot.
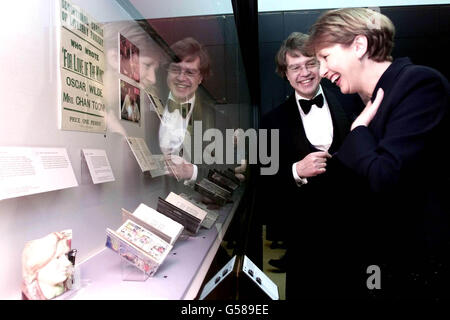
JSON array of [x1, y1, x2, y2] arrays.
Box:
[[81, 149, 115, 184], [58, 0, 106, 133], [0, 147, 78, 201]]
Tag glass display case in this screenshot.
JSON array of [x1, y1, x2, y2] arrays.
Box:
[[0, 0, 254, 300], [2, 0, 448, 301]]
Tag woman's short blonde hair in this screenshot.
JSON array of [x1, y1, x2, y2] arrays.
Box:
[[307, 8, 395, 62]]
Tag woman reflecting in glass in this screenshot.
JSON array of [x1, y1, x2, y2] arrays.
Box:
[[22, 230, 73, 300], [307, 7, 450, 299]]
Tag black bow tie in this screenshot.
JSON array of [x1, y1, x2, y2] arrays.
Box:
[[167, 99, 191, 118], [299, 94, 324, 114]]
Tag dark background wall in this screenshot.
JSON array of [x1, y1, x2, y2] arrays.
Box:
[[149, 15, 246, 105], [148, 5, 449, 117], [259, 4, 450, 116]]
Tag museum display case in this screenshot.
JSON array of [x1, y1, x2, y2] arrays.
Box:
[[0, 0, 255, 300], [1, 0, 449, 301]]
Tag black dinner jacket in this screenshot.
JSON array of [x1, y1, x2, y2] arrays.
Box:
[[337, 57, 450, 260], [259, 82, 370, 298], [259, 82, 364, 251], [262, 83, 351, 200]]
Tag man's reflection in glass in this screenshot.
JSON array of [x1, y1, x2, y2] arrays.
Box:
[[159, 37, 215, 182]]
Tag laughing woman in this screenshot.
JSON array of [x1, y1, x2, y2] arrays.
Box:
[[307, 8, 450, 299]]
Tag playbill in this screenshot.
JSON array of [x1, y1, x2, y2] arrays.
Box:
[[57, 0, 106, 133]]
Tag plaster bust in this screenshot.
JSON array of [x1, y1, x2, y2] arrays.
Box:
[[22, 230, 73, 300]]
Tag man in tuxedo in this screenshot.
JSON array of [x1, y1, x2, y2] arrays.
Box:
[[261, 32, 364, 298]]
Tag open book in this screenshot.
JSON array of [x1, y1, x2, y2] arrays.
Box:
[[194, 178, 232, 206], [178, 193, 219, 229], [207, 169, 239, 193], [123, 204, 184, 245], [165, 192, 208, 223], [156, 191, 211, 235], [106, 219, 172, 277]]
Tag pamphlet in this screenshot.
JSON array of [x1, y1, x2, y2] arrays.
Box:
[[165, 192, 208, 222], [125, 137, 169, 177], [106, 219, 172, 277], [128, 203, 184, 245], [178, 193, 219, 229]]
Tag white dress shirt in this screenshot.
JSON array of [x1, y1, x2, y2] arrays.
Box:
[[159, 93, 198, 182], [292, 85, 334, 186]]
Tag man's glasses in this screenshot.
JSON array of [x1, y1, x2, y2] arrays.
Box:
[[287, 60, 319, 74], [167, 65, 200, 78]]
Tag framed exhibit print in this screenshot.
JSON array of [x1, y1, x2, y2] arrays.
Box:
[[119, 34, 140, 83], [120, 79, 141, 124]]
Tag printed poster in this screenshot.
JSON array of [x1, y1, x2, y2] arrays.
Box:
[[58, 0, 106, 133]]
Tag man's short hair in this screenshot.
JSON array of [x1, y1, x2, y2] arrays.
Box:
[[307, 8, 395, 62], [275, 32, 312, 78], [170, 37, 211, 79]]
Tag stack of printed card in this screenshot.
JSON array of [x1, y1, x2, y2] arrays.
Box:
[[106, 203, 184, 277]]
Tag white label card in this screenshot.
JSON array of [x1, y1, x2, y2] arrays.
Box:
[[81, 148, 115, 184], [0, 147, 78, 200]]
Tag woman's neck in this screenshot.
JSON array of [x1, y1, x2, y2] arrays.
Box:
[[359, 59, 392, 103]]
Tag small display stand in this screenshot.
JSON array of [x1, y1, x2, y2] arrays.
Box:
[[54, 266, 86, 300], [121, 258, 150, 282], [105, 214, 173, 280]]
